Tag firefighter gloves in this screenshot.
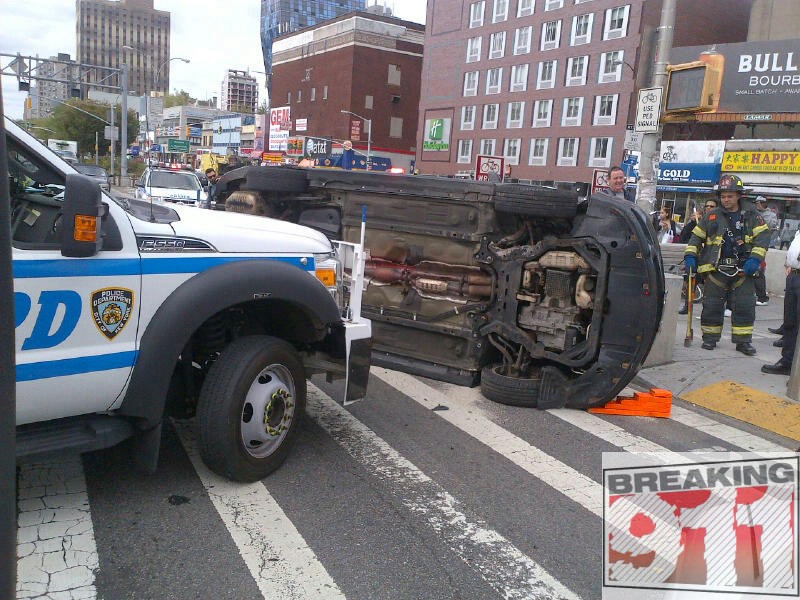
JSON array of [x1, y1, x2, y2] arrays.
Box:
[[743, 257, 761, 276]]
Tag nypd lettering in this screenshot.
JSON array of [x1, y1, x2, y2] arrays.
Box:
[[15, 290, 82, 350], [92, 288, 134, 339]]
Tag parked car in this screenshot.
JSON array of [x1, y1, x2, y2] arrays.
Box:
[[215, 166, 666, 410], [74, 163, 110, 192], [135, 166, 207, 206]]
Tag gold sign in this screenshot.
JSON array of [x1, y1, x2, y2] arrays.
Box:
[[722, 151, 800, 173]]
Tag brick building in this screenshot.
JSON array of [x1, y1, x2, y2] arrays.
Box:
[[416, 0, 752, 184], [271, 11, 424, 158]]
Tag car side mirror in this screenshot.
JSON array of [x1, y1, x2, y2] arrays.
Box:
[[61, 173, 107, 257]]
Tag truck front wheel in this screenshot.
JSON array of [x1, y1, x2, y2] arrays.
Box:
[[196, 335, 306, 482]]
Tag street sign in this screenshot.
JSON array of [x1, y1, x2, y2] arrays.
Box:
[[167, 139, 190, 153], [635, 87, 662, 133], [474, 155, 505, 182], [104, 125, 118, 141], [592, 169, 610, 194], [623, 128, 643, 152]]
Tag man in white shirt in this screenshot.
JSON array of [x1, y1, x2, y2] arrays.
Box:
[[762, 230, 800, 375]]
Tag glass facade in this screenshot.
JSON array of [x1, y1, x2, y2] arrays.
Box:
[[260, 0, 366, 92]]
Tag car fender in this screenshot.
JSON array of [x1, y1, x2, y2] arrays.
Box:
[[119, 259, 341, 426]]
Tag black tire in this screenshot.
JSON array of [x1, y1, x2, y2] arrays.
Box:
[[244, 166, 308, 193], [479, 363, 542, 408], [494, 185, 578, 218], [196, 335, 306, 482]]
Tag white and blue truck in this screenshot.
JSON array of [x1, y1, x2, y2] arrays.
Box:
[[8, 118, 371, 482]]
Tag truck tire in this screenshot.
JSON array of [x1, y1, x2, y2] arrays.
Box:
[[494, 185, 578, 218], [245, 167, 308, 193], [196, 335, 306, 482], [479, 363, 541, 408]]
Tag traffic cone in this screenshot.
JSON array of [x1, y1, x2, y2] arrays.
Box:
[[588, 388, 672, 418]]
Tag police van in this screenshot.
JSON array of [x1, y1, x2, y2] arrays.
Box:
[[7, 118, 371, 482]]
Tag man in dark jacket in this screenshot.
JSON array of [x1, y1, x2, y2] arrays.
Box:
[[684, 174, 770, 355]]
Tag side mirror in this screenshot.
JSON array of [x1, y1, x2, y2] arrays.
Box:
[[61, 173, 107, 257]]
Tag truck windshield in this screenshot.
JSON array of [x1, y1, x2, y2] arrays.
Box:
[[150, 171, 200, 190]]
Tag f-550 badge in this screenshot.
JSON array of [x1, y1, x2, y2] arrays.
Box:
[[91, 288, 134, 339]]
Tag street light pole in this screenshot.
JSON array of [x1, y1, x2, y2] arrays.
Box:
[[340, 109, 371, 169], [121, 63, 129, 181]]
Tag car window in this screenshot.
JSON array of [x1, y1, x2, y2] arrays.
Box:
[[149, 171, 200, 190], [75, 164, 108, 177]]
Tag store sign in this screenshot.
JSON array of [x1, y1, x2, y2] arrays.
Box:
[[422, 117, 451, 152], [657, 141, 723, 192], [304, 136, 331, 159], [270, 106, 291, 131], [670, 39, 800, 114], [722, 150, 800, 174], [268, 130, 289, 152]]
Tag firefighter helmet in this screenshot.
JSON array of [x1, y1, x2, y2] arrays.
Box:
[[715, 174, 745, 193]]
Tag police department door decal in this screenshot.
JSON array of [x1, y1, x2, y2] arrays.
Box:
[[91, 288, 134, 339]]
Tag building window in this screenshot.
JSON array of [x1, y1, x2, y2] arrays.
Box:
[[561, 96, 584, 126], [388, 64, 401, 86], [513, 26, 532, 55], [365, 95, 373, 109], [603, 5, 630, 40], [599, 51, 623, 83], [557, 137, 579, 166], [323, 85, 328, 99], [565, 56, 588, 86], [589, 136, 612, 167], [570, 13, 593, 45], [467, 36, 482, 63], [593, 94, 618, 125], [461, 105, 476, 130], [493, 0, 508, 22], [489, 31, 506, 59], [287, 92, 291, 103], [504, 138, 521, 165], [544, 0, 564, 10], [536, 60, 557, 89], [297, 90, 302, 102], [470, 1, 485, 28], [390, 117, 403, 138], [532, 99, 553, 127], [311, 87, 316, 101], [517, 0, 534, 16], [483, 103, 499, 129], [486, 67, 503, 94], [541, 20, 561, 51], [510, 64, 529, 92], [463, 71, 479, 96], [457, 139, 473, 163], [480, 138, 497, 155], [506, 101, 524, 128], [528, 138, 549, 166]]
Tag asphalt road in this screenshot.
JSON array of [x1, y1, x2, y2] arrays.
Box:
[[16, 368, 797, 600]]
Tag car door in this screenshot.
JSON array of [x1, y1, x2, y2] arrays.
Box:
[[9, 130, 143, 425]]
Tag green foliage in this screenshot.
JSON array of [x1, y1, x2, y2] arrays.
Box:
[[164, 90, 193, 108]]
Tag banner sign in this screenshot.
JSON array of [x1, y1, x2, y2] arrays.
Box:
[[270, 106, 291, 131], [603, 452, 799, 598], [670, 39, 800, 114], [722, 151, 800, 174], [268, 130, 289, 152], [656, 140, 724, 191], [303, 136, 331, 159], [422, 117, 451, 152]]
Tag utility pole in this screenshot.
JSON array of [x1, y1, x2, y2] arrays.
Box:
[[110, 105, 116, 180], [634, 0, 677, 214], [121, 63, 129, 182]]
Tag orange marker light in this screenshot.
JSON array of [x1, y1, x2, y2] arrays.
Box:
[[74, 215, 98, 242], [315, 268, 336, 287]]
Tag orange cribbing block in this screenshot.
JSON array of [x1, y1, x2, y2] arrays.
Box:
[[588, 388, 672, 418]]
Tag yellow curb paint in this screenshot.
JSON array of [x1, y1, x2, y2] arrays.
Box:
[[682, 381, 800, 442]]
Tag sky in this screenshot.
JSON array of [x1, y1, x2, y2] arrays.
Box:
[[1, 0, 427, 120]]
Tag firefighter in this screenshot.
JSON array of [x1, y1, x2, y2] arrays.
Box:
[[683, 174, 770, 355]]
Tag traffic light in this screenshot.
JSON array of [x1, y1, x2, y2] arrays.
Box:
[[185, 126, 191, 137], [664, 59, 723, 116]]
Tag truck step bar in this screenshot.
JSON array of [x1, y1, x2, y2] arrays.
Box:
[[16, 415, 134, 458]]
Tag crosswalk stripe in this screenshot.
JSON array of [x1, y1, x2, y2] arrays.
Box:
[[16, 456, 98, 600], [373, 368, 604, 517], [307, 383, 581, 600], [173, 420, 346, 600]]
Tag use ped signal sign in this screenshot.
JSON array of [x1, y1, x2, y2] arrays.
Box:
[[635, 87, 662, 133], [602, 453, 799, 598]]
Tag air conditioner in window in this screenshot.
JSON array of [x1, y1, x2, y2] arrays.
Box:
[[567, 76, 584, 86], [573, 35, 589, 45], [563, 117, 580, 126], [542, 40, 558, 51], [599, 73, 618, 84], [606, 29, 624, 40]]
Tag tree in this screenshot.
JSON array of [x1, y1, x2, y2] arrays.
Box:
[[164, 90, 193, 108], [42, 99, 137, 158]]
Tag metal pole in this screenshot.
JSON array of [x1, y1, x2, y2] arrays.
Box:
[[95, 130, 99, 165], [366, 119, 372, 170], [110, 105, 116, 181], [121, 63, 128, 181], [634, 0, 676, 214]]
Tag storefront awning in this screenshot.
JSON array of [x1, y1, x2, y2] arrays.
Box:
[[746, 185, 800, 198]]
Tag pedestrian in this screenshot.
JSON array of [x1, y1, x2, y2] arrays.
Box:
[[656, 206, 679, 243], [601, 166, 635, 202], [753, 196, 776, 305], [762, 228, 800, 375], [204, 168, 218, 209], [683, 174, 770, 355], [678, 198, 717, 315], [779, 222, 795, 250]]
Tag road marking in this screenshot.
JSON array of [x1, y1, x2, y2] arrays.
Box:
[[681, 381, 800, 442], [16, 456, 98, 600], [173, 420, 346, 600], [307, 384, 581, 600], [372, 368, 603, 517]]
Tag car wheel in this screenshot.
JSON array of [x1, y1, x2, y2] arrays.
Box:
[[196, 335, 306, 482], [479, 363, 542, 408], [244, 166, 308, 193], [494, 185, 578, 218]]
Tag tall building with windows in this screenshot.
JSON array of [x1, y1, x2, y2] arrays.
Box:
[[27, 54, 80, 119], [221, 70, 259, 114], [260, 0, 366, 96], [417, 0, 753, 184], [76, 0, 170, 96]]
